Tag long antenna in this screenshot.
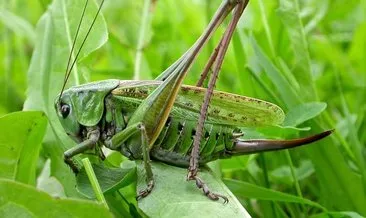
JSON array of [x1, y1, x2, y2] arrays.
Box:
[[59, 0, 89, 102], [58, 0, 105, 102], [63, 0, 89, 85]]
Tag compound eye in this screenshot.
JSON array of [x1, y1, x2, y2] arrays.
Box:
[[61, 104, 70, 118]]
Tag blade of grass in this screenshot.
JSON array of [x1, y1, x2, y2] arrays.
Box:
[[250, 35, 300, 108], [82, 158, 109, 209], [133, 0, 153, 80], [224, 178, 327, 211]]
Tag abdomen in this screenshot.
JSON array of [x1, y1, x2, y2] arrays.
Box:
[[150, 117, 239, 167]]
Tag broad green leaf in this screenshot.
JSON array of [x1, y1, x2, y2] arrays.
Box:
[[76, 162, 136, 198], [0, 179, 113, 218], [137, 162, 251, 218], [224, 179, 326, 210], [0, 111, 47, 185], [283, 102, 327, 127]]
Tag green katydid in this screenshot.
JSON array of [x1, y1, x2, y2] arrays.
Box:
[[55, 0, 332, 202]]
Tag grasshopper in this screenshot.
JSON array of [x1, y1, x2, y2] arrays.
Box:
[[55, 0, 332, 202]]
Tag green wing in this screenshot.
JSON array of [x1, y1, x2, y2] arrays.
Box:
[[112, 80, 285, 127], [173, 85, 284, 127]]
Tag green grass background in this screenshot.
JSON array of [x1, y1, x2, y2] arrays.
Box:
[[0, 0, 365, 217]]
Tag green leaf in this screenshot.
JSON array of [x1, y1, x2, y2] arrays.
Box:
[[42, 138, 81, 197], [250, 35, 300, 108], [224, 179, 326, 210], [76, 162, 136, 198], [304, 135, 366, 214], [137, 162, 251, 218], [270, 160, 315, 184], [23, 0, 108, 196], [36, 159, 66, 198], [0, 9, 36, 44], [23, 0, 108, 152], [283, 102, 327, 127], [0, 179, 113, 218], [310, 211, 364, 218], [277, 0, 317, 101], [3, 0, 365, 217], [104, 1, 153, 48], [0, 111, 47, 185]]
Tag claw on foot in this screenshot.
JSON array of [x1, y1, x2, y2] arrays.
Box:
[[191, 175, 229, 204], [136, 180, 154, 200]]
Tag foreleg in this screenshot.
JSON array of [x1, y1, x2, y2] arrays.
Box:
[[64, 127, 100, 174]]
